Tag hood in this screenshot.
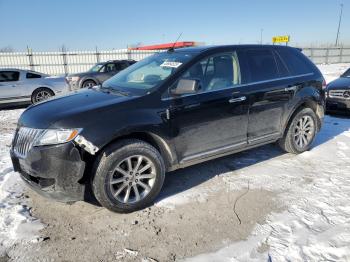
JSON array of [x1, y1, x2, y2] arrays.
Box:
[[327, 77, 350, 90], [68, 71, 98, 78], [19, 88, 136, 129]]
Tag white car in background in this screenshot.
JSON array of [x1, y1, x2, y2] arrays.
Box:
[[0, 69, 70, 107]]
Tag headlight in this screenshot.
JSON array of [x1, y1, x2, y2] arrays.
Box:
[[66, 76, 80, 82], [34, 129, 81, 146]]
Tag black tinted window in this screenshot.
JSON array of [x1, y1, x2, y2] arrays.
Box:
[[274, 51, 290, 77], [278, 48, 312, 75], [245, 49, 279, 82], [26, 72, 42, 79], [0, 71, 20, 82]]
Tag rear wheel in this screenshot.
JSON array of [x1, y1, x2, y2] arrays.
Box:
[[92, 139, 165, 213], [279, 107, 317, 154], [31, 88, 54, 104]]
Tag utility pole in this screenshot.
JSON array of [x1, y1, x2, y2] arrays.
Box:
[[335, 3, 344, 46], [260, 28, 264, 44]]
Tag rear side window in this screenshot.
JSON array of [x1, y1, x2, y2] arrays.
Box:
[[0, 71, 20, 82], [277, 48, 313, 75], [245, 49, 279, 82], [26, 72, 42, 79]]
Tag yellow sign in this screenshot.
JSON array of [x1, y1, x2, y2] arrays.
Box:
[[272, 35, 290, 43]]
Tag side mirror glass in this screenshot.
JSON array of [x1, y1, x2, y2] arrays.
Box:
[[171, 79, 199, 95]]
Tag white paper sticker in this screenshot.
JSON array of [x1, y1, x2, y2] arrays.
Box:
[[160, 61, 182, 68]]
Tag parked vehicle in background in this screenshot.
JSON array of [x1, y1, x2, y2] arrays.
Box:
[[0, 69, 70, 107], [326, 68, 350, 112], [11, 45, 325, 213], [66, 60, 136, 89]]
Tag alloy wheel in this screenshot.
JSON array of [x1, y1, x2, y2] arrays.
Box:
[[35, 90, 51, 102], [109, 155, 156, 204], [293, 115, 315, 149]]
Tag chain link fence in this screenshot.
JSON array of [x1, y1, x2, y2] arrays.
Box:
[[0, 46, 349, 76]]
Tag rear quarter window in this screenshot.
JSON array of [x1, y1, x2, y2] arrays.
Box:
[[26, 72, 42, 79], [277, 48, 314, 75]]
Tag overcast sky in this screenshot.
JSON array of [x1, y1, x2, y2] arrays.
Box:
[[0, 0, 348, 51]]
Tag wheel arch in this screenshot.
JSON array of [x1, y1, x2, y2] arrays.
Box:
[[81, 131, 177, 180], [283, 98, 323, 136], [80, 77, 99, 88], [31, 86, 55, 102]]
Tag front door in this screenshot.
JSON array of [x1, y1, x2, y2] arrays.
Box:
[[0, 71, 21, 102], [167, 52, 249, 163]]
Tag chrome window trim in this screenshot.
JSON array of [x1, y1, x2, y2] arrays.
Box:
[[162, 72, 314, 101]]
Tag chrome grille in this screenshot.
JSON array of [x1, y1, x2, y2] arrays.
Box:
[[328, 89, 350, 99], [12, 127, 43, 158]]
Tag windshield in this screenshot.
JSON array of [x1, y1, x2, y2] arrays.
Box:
[[341, 68, 350, 78], [89, 63, 104, 72], [102, 52, 194, 95]]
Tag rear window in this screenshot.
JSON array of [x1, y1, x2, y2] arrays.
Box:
[[277, 48, 313, 75], [26, 72, 42, 79], [0, 71, 20, 82], [245, 49, 279, 82]]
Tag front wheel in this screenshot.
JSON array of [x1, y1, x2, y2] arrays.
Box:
[[92, 139, 165, 213], [82, 80, 97, 88], [279, 107, 318, 154]]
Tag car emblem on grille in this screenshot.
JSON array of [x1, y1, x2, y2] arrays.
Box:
[[344, 91, 350, 98]]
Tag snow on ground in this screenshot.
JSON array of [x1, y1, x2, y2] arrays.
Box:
[[0, 63, 349, 259], [0, 109, 44, 257], [185, 115, 350, 262]]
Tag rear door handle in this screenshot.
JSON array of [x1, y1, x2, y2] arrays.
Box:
[[229, 96, 246, 103]]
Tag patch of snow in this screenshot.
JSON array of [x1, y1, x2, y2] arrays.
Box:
[[184, 64, 350, 261], [0, 109, 43, 256]]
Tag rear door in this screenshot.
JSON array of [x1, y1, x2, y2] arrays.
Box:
[[166, 51, 249, 163], [0, 70, 22, 102], [238, 48, 294, 144]]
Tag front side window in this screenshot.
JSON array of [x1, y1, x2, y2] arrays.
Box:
[[101, 63, 117, 73], [174, 52, 241, 93], [102, 52, 193, 95], [245, 49, 279, 82], [0, 71, 20, 82]]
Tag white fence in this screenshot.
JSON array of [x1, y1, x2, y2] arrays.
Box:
[[0, 46, 350, 76], [0, 49, 159, 75]]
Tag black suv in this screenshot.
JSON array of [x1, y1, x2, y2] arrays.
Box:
[[11, 45, 325, 213], [66, 60, 136, 89]]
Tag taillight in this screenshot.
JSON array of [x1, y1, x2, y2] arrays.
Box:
[[322, 79, 327, 90]]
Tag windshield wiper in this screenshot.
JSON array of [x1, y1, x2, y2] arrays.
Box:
[[100, 86, 130, 96]]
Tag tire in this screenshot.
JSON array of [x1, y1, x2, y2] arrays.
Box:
[[92, 139, 165, 213], [31, 88, 55, 104], [82, 80, 97, 88], [278, 107, 318, 154]]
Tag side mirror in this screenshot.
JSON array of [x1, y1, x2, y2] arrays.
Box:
[[171, 79, 199, 95]]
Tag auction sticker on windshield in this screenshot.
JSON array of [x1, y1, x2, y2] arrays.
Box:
[[160, 61, 183, 68]]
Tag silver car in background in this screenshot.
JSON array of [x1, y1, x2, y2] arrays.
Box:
[[0, 69, 70, 107]]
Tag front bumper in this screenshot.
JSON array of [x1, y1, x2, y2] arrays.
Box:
[[10, 142, 86, 202], [326, 98, 350, 111]]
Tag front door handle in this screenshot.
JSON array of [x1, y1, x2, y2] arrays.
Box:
[[284, 86, 297, 92], [229, 96, 246, 103]]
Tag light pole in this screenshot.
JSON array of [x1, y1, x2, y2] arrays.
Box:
[[260, 29, 264, 44], [335, 3, 344, 46]]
